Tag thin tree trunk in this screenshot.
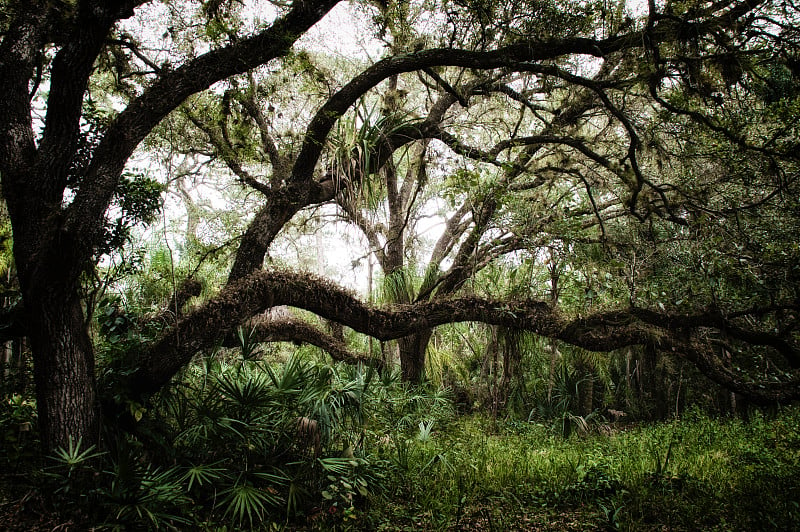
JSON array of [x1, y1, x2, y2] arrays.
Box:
[[1, 341, 9, 389], [675, 366, 683, 418], [492, 329, 499, 416], [380, 341, 393, 371], [575, 359, 595, 417], [625, 348, 633, 411], [13, 338, 26, 395], [547, 343, 559, 404], [499, 329, 521, 413], [368, 256, 374, 361]]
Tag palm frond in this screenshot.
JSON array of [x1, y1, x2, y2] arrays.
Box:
[[221, 482, 281, 527]]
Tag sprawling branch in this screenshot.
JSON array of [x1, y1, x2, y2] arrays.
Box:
[[226, 107, 445, 282], [289, 4, 759, 191], [224, 4, 760, 283], [63, 0, 342, 271], [35, 2, 138, 204], [186, 112, 274, 196], [1, 4, 56, 181], [239, 88, 291, 185], [134, 269, 800, 404], [630, 307, 800, 368]]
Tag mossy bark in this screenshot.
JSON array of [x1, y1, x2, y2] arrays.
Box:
[[398, 329, 433, 383]]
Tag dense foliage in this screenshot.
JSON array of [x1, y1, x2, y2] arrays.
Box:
[[1, 0, 800, 528], [2, 352, 799, 530]]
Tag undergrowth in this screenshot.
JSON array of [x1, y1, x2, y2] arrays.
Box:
[[1, 348, 799, 531], [354, 406, 800, 531]]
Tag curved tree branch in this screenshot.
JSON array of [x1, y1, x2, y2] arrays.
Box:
[[224, 6, 758, 283], [245, 317, 382, 369], [134, 269, 800, 404], [63, 1, 342, 270], [186, 112, 275, 196]]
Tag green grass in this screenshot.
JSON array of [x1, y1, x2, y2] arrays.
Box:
[[348, 406, 800, 531]]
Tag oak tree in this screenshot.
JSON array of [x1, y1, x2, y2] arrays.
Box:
[[1, 0, 798, 454]]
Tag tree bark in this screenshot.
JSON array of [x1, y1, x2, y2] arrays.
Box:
[[26, 293, 98, 452], [398, 329, 433, 383], [131, 269, 800, 405]]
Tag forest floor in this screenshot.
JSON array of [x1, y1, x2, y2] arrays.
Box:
[[2, 406, 799, 531]]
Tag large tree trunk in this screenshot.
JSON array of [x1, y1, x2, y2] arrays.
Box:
[[8, 190, 100, 451], [398, 329, 433, 383], [27, 293, 98, 452]]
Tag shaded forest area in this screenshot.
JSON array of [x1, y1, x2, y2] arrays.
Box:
[[1, 0, 799, 529]]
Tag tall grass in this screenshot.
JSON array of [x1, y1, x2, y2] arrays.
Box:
[[360, 406, 800, 531]]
